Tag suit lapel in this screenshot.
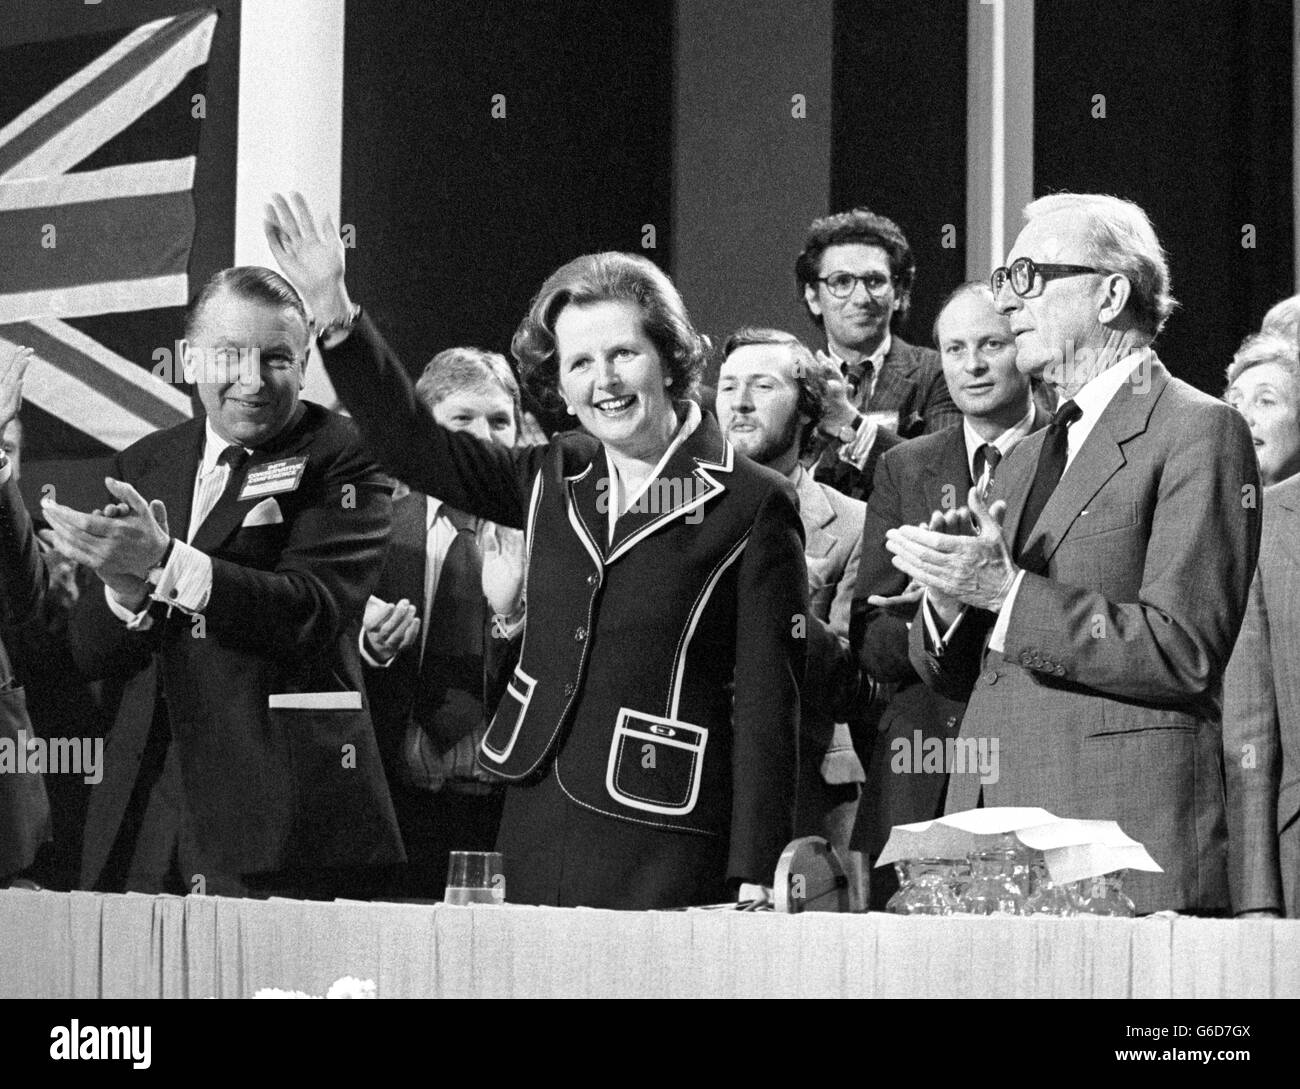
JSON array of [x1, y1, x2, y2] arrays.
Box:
[[794, 465, 835, 556], [134, 420, 204, 545], [865, 338, 918, 414], [1269, 479, 1300, 568], [1016, 359, 1168, 569], [605, 410, 732, 564], [189, 407, 313, 555], [924, 426, 973, 511]]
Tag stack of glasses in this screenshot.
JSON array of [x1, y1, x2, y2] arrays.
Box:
[[885, 834, 1136, 917]]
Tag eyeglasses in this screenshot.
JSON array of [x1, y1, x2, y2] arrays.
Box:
[[990, 257, 1112, 298], [816, 271, 896, 299]]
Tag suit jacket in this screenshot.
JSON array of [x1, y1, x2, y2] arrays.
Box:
[[794, 465, 865, 796], [909, 357, 1260, 913], [324, 316, 808, 889], [1223, 474, 1300, 915], [70, 403, 403, 886], [364, 491, 520, 788], [0, 472, 51, 877]]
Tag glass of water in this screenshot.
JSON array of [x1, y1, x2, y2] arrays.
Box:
[[444, 851, 506, 905]]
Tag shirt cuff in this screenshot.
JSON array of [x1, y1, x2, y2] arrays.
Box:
[[987, 570, 1027, 652], [104, 583, 154, 630], [491, 611, 526, 641], [359, 628, 398, 668], [921, 590, 967, 651], [0, 456, 11, 486], [149, 539, 213, 614], [836, 420, 878, 471]]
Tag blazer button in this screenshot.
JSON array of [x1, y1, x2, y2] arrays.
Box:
[[586, 572, 599, 587], [945, 715, 958, 730], [563, 681, 576, 697], [574, 626, 587, 641], [983, 670, 998, 686], [1020, 651, 1034, 666], [1053, 665, 1066, 677]]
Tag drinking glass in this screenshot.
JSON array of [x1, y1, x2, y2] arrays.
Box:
[[886, 858, 959, 915], [1074, 871, 1135, 917], [444, 851, 506, 905]]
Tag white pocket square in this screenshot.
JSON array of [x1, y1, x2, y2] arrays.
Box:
[[241, 497, 283, 527]]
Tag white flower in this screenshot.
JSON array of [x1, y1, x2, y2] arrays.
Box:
[[253, 987, 319, 999], [326, 976, 376, 1000]]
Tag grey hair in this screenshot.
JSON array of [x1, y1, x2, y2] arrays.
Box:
[[1225, 330, 1300, 391], [1023, 193, 1178, 338], [1262, 293, 1300, 345]]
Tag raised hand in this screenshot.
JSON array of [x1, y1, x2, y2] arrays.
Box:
[[0, 344, 33, 434], [812, 348, 859, 437], [885, 485, 1019, 615], [480, 523, 526, 618], [263, 191, 353, 326]]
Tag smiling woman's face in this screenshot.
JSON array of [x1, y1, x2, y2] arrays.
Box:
[[1227, 360, 1300, 486], [187, 289, 308, 448], [554, 299, 675, 458]]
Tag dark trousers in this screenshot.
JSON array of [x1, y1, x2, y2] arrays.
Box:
[[377, 783, 506, 901]]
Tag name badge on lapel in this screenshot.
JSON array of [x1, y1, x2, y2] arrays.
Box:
[[238, 456, 307, 501]]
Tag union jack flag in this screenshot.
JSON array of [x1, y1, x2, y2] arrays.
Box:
[[0, 8, 220, 461]]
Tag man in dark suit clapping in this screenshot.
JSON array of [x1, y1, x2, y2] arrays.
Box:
[[849, 282, 1046, 909], [44, 267, 402, 898]]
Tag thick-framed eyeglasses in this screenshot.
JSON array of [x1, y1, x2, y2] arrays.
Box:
[[816, 271, 896, 299], [991, 257, 1111, 298]]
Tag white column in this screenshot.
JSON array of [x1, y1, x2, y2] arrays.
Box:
[[966, 0, 1034, 281], [234, 0, 344, 407]]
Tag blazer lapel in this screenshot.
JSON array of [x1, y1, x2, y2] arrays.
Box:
[[1017, 359, 1168, 570], [606, 409, 732, 563], [564, 458, 607, 570], [865, 339, 918, 414]]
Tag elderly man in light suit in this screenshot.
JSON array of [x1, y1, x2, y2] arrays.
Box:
[[715, 328, 868, 861], [891, 194, 1260, 914], [1223, 335, 1300, 918]]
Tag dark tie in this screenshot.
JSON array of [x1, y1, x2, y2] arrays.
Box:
[[843, 359, 874, 405], [973, 443, 1002, 493], [1013, 400, 1082, 564], [219, 444, 249, 472], [412, 509, 486, 752]]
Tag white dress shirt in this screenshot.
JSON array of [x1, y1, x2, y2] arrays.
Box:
[[604, 400, 701, 545]]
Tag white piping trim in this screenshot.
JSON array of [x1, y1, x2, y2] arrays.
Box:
[[666, 531, 749, 720]]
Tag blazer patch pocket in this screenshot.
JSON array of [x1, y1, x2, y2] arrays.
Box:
[[605, 708, 708, 816], [480, 665, 536, 764]]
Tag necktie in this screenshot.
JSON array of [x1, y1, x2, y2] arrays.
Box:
[[1013, 400, 1082, 564], [411, 509, 486, 752], [973, 443, 1003, 496], [190, 444, 249, 539], [844, 359, 875, 405]]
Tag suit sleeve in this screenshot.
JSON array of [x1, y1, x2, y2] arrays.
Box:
[[198, 436, 392, 660], [729, 482, 806, 886], [803, 523, 864, 732], [1002, 401, 1261, 705], [0, 473, 45, 628], [1222, 565, 1284, 913], [321, 315, 546, 529], [851, 448, 917, 685]]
